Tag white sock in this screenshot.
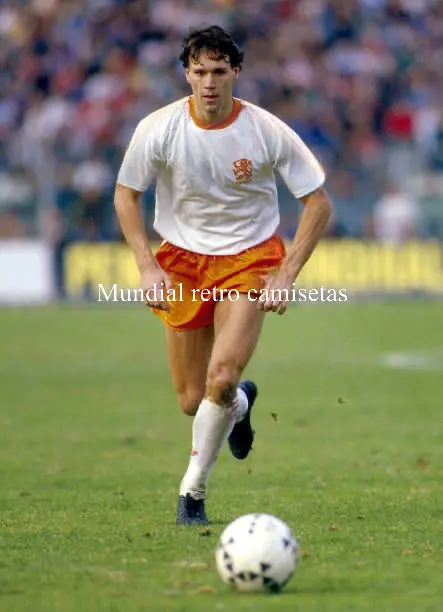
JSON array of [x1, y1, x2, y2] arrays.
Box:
[[235, 387, 249, 423], [180, 398, 237, 500]]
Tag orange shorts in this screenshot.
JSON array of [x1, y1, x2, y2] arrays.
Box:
[[152, 234, 286, 330]]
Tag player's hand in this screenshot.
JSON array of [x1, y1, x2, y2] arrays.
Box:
[[140, 263, 173, 311], [258, 270, 295, 315]]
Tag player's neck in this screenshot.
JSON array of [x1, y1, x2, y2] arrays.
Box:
[[191, 96, 235, 128], [189, 97, 243, 130]]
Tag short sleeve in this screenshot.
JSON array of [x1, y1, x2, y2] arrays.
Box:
[[271, 118, 326, 199], [116, 117, 160, 191]]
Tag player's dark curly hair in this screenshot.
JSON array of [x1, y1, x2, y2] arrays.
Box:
[[180, 25, 244, 70]]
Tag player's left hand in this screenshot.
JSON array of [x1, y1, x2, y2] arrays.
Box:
[[258, 271, 295, 315]]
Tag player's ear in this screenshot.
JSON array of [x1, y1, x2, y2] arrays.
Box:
[[185, 69, 191, 84]]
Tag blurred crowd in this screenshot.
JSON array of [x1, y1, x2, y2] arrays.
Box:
[[1, 0, 443, 243]]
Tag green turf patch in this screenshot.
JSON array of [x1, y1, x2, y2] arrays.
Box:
[[1, 302, 442, 611]]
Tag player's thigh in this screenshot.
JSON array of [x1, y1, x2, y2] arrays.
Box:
[[166, 325, 214, 415], [206, 295, 264, 395]]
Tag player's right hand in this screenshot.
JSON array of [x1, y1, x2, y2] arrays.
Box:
[[140, 264, 174, 311]]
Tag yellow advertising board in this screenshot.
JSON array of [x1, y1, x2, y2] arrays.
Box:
[[64, 240, 443, 296]]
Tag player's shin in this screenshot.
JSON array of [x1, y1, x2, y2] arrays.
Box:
[[180, 398, 237, 500]]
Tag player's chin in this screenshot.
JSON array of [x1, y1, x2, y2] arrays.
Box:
[[203, 96, 218, 108]]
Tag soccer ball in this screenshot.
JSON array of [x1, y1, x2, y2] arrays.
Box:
[[215, 513, 298, 593]]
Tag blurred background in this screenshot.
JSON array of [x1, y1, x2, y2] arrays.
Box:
[[1, 0, 442, 302]]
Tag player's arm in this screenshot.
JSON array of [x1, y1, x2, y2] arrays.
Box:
[[259, 187, 331, 314], [114, 184, 158, 271], [114, 185, 173, 310], [279, 186, 331, 281], [259, 116, 331, 314], [114, 119, 172, 309]]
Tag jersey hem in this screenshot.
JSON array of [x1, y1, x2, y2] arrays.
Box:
[[154, 228, 280, 257]]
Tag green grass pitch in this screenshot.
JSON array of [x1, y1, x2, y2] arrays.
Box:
[[0, 301, 442, 611]]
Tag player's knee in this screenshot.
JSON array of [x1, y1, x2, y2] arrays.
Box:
[[206, 362, 241, 406], [177, 390, 203, 416]]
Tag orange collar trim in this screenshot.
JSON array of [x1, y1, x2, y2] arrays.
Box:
[[188, 97, 243, 130]]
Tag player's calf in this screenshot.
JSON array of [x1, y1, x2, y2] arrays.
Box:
[[177, 389, 204, 416], [177, 362, 252, 526]]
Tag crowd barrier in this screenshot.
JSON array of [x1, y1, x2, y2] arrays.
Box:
[[63, 240, 443, 298], [1, 239, 442, 304], [0, 240, 53, 304]]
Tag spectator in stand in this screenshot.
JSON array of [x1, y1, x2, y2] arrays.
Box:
[[0, 0, 442, 240], [372, 182, 420, 243]]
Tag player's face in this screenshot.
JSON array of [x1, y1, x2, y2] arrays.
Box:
[[186, 52, 239, 118]]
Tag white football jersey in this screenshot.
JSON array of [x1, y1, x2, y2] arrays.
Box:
[[117, 96, 325, 255]]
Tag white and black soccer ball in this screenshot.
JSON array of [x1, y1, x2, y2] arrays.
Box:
[[215, 513, 298, 593]]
